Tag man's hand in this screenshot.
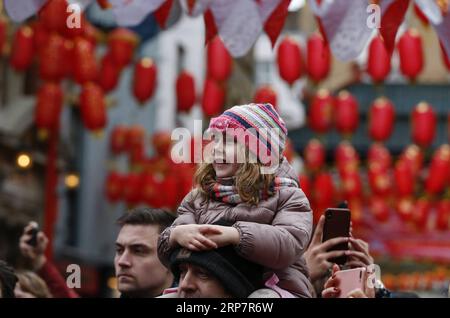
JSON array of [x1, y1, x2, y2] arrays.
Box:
[[170, 224, 221, 251], [19, 222, 48, 271], [304, 215, 350, 283]]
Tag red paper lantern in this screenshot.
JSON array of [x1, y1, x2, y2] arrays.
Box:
[[348, 198, 363, 226], [277, 37, 303, 85], [110, 126, 128, 154], [313, 172, 335, 212], [335, 90, 359, 136], [202, 79, 225, 117], [253, 85, 277, 110], [109, 28, 138, 68], [368, 97, 395, 142], [370, 196, 390, 223], [368, 166, 392, 196], [394, 159, 415, 197], [39, 33, 65, 81], [133, 58, 157, 104], [367, 36, 391, 83], [335, 141, 359, 174], [368, 143, 392, 172], [130, 143, 145, 166], [340, 170, 363, 200], [124, 173, 143, 205], [411, 102, 436, 147], [176, 71, 196, 112], [79, 83, 107, 131], [152, 131, 172, 157], [99, 53, 121, 93], [0, 16, 8, 55], [73, 37, 98, 85], [127, 126, 145, 152], [303, 139, 326, 172], [396, 197, 414, 222], [207, 36, 232, 82], [83, 22, 99, 48], [307, 32, 330, 83], [309, 89, 334, 134], [105, 172, 124, 202], [35, 82, 63, 134], [299, 174, 312, 201], [435, 199, 450, 231], [39, 0, 69, 33], [412, 199, 431, 230], [163, 173, 180, 209], [141, 173, 157, 207], [399, 144, 424, 176], [10, 26, 35, 71], [398, 29, 424, 81], [62, 39, 75, 78], [425, 145, 450, 195]]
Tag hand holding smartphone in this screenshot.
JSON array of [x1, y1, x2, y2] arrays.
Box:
[[322, 208, 351, 265], [334, 267, 367, 298]]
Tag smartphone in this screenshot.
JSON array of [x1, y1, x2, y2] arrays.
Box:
[[322, 208, 351, 265], [27, 227, 39, 247], [335, 267, 366, 298]]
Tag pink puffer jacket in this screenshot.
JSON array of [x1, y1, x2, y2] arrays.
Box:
[[158, 158, 314, 298]]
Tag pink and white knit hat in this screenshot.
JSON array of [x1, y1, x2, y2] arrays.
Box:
[[208, 103, 288, 166]]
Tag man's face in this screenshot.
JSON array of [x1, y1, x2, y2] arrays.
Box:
[[114, 224, 172, 297], [178, 263, 233, 298]]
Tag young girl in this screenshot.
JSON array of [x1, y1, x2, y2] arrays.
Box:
[[158, 103, 314, 298]]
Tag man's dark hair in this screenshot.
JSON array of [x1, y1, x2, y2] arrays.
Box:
[[116, 207, 176, 233]]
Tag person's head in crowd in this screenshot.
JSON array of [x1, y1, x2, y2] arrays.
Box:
[[115, 207, 176, 298], [0, 260, 18, 298], [169, 245, 264, 298], [14, 271, 52, 298]]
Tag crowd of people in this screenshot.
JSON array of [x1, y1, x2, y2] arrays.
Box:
[[1, 103, 447, 298]]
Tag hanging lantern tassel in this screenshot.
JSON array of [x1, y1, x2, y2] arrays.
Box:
[[133, 58, 157, 105], [80, 83, 107, 132]]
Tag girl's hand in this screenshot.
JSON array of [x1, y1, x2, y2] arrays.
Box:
[[170, 224, 221, 251], [205, 226, 240, 247]]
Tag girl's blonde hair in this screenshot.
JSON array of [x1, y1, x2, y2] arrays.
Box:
[[194, 143, 275, 205], [16, 271, 52, 298]]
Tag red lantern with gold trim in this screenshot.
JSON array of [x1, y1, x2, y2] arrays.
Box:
[[307, 32, 330, 83], [10, 26, 35, 71], [99, 52, 121, 93], [399, 144, 424, 176], [313, 172, 335, 217], [202, 79, 225, 117], [163, 173, 180, 209], [394, 159, 415, 197], [109, 28, 138, 68], [368, 166, 392, 197], [335, 90, 359, 136], [411, 102, 436, 147], [176, 71, 196, 112], [412, 198, 432, 230], [254, 85, 277, 110], [124, 173, 143, 205], [110, 126, 128, 155], [304, 139, 326, 172], [127, 126, 145, 152], [105, 172, 124, 202], [370, 196, 390, 223], [396, 197, 414, 222], [425, 145, 450, 195], [73, 37, 98, 85], [277, 37, 303, 85], [39, 33, 65, 82], [398, 29, 424, 81], [62, 39, 75, 78], [340, 170, 363, 200], [309, 89, 334, 134], [435, 199, 450, 231], [368, 97, 395, 142], [133, 58, 157, 104], [79, 83, 107, 131], [368, 143, 392, 172], [367, 36, 391, 83], [35, 82, 63, 134], [207, 36, 232, 82], [335, 141, 359, 174], [141, 173, 157, 207], [152, 131, 172, 158], [38, 0, 69, 33]]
